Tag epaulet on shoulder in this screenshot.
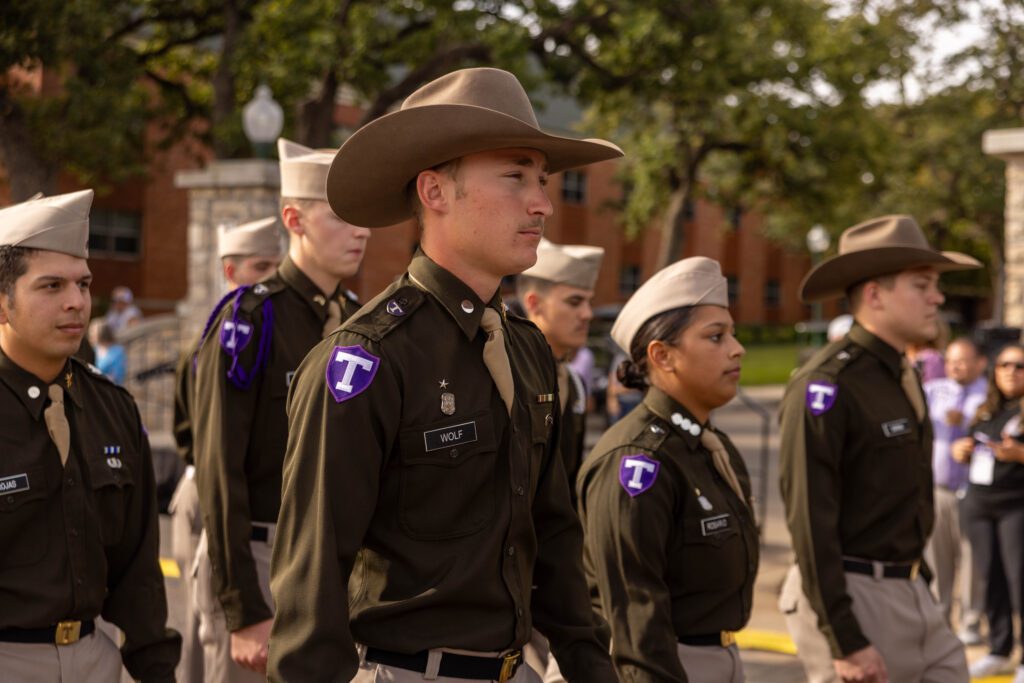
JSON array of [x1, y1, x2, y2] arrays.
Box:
[[343, 285, 426, 343], [798, 341, 862, 382], [631, 416, 670, 451], [71, 356, 131, 397], [237, 279, 286, 314]]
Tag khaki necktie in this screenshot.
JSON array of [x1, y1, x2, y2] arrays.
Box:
[[557, 362, 570, 415], [322, 298, 342, 338], [480, 308, 515, 415], [901, 357, 927, 422], [700, 427, 748, 509], [44, 384, 71, 467]]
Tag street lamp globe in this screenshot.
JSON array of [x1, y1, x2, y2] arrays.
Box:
[[806, 224, 831, 255], [242, 84, 283, 157]]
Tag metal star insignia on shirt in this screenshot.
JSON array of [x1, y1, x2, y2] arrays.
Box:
[[439, 379, 449, 389]]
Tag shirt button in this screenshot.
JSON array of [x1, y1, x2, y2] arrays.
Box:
[[517, 607, 524, 617], [515, 485, 525, 496], [69, 528, 78, 537], [66, 478, 74, 487], [449, 449, 458, 459], [506, 546, 515, 557], [6, 495, 13, 504], [76, 578, 83, 586]]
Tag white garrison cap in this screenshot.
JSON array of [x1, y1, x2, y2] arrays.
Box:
[[611, 256, 728, 352], [521, 238, 605, 290], [278, 138, 334, 201], [0, 189, 92, 258], [217, 216, 283, 258]]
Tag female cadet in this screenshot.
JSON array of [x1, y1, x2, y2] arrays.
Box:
[[577, 257, 759, 682], [953, 343, 1024, 682]]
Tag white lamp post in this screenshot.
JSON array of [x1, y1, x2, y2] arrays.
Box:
[[242, 84, 284, 158], [806, 224, 831, 344]]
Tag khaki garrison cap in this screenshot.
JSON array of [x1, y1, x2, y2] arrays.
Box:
[[217, 216, 284, 259], [520, 238, 605, 290], [278, 138, 334, 201], [611, 256, 728, 353], [0, 189, 92, 259]]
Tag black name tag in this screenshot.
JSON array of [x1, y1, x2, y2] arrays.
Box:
[[423, 421, 478, 452], [0, 473, 30, 495], [700, 514, 730, 536], [882, 418, 911, 438]]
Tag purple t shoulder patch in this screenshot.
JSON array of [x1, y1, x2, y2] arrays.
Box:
[[806, 380, 838, 416], [220, 319, 253, 355], [326, 345, 380, 403], [619, 454, 660, 497]]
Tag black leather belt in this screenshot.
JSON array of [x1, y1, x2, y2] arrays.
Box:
[[679, 631, 736, 647], [843, 558, 920, 579], [251, 525, 269, 542], [0, 619, 95, 645], [365, 647, 522, 682]]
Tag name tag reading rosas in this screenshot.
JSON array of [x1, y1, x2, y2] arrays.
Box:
[[0, 473, 30, 495], [423, 421, 478, 452], [700, 514, 730, 536]]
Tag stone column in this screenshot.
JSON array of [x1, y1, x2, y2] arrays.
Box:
[[174, 160, 280, 338]]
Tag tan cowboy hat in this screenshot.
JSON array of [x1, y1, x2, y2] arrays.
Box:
[[325, 67, 623, 227], [799, 215, 981, 302]]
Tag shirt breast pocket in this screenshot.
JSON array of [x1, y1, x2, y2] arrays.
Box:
[[397, 410, 498, 540], [85, 455, 135, 547], [0, 465, 50, 569], [681, 515, 744, 591]]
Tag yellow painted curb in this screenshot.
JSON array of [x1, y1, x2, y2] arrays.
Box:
[[973, 677, 1012, 683], [160, 558, 181, 579], [735, 629, 798, 656]]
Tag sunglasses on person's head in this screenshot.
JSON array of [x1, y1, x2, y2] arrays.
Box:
[[996, 360, 1024, 370]]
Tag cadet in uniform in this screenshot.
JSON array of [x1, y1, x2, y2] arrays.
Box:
[[170, 216, 282, 683], [0, 190, 180, 681], [193, 138, 370, 678], [577, 257, 757, 682], [778, 215, 978, 683], [268, 67, 622, 683], [517, 238, 604, 682]]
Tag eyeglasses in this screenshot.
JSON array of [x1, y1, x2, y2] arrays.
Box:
[[996, 361, 1024, 371]]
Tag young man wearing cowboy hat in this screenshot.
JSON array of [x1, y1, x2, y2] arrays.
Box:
[[0, 190, 180, 681], [192, 138, 370, 679], [171, 215, 283, 683], [268, 67, 622, 683], [778, 215, 979, 683]]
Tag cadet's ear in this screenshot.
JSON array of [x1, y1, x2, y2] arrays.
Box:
[[0, 292, 9, 325], [647, 339, 674, 373], [417, 170, 448, 215], [522, 290, 542, 316], [281, 204, 304, 235], [222, 258, 237, 284]]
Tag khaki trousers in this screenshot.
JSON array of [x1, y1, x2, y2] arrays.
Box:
[[352, 647, 543, 683], [0, 629, 122, 682], [677, 642, 744, 682], [194, 524, 275, 683], [924, 486, 982, 629], [169, 468, 204, 683], [780, 564, 967, 683]]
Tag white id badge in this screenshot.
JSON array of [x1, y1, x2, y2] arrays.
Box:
[[969, 444, 995, 486]]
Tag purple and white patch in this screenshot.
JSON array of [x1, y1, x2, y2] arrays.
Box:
[[220, 319, 253, 355], [619, 454, 660, 497], [806, 381, 838, 416], [326, 345, 380, 403]]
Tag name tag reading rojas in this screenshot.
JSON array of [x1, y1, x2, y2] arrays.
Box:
[[423, 421, 478, 452], [0, 473, 30, 495], [882, 418, 911, 438], [700, 514, 730, 536]]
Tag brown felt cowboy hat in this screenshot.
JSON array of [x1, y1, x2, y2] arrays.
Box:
[[799, 215, 981, 303], [325, 67, 623, 227]]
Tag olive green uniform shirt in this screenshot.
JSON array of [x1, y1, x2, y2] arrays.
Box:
[[269, 250, 616, 683], [779, 323, 934, 657], [193, 256, 358, 631], [0, 350, 181, 681], [577, 387, 758, 682], [172, 337, 199, 467]]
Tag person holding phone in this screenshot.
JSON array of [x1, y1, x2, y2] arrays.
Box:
[[952, 343, 1024, 682]]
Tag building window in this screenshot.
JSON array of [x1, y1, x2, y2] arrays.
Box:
[[619, 264, 642, 296], [729, 206, 743, 230], [727, 276, 740, 305], [764, 278, 780, 307], [561, 170, 587, 204], [89, 209, 142, 257]]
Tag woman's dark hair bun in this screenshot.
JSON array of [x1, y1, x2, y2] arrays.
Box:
[[616, 359, 648, 390]]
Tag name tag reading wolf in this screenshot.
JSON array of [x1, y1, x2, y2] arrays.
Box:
[[423, 421, 478, 451]]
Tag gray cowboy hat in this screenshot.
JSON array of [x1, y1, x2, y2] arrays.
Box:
[[325, 67, 623, 227], [799, 215, 982, 303]]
